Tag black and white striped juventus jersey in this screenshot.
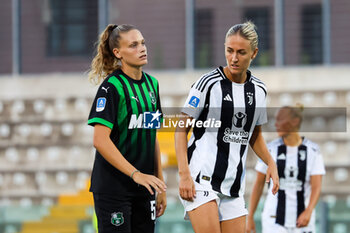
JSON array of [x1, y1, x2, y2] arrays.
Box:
[[182, 66, 267, 197], [255, 137, 326, 228]]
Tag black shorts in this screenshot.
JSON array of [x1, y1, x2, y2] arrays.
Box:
[[93, 193, 156, 233]]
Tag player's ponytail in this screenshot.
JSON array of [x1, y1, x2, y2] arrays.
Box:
[[88, 24, 136, 85]]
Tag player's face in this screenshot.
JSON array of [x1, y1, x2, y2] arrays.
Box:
[[224, 34, 258, 76], [113, 29, 148, 68], [275, 108, 296, 137]]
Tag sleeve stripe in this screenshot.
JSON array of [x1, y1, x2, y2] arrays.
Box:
[[252, 80, 267, 97], [88, 117, 114, 129], [199, 76, 222, 92], [195, 70, 219, 90]]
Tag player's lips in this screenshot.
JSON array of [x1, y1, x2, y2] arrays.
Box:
[[230, 64, 239, 69], [139, 54, 147, 59]]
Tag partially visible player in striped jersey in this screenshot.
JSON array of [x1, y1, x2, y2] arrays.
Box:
[[175, 21, 279, 233], [87, 24, 166, 233], [247, 105, 326, 233]]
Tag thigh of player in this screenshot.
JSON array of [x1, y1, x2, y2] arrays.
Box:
[[218, 195, 248, 233], [93, 193, 132, 233], [180, 183, 221, 233]]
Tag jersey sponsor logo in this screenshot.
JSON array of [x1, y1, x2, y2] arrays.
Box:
[[128, 110, 161, 129], [223, 94, 233, 102], [223, 112, 249, 144], [149, 92, 156, 105], [96, 97, 106, 112], [246, 92, 254, 105], [203, 191, 209, 197], [188, 96, 200, 108], [111, 212, 124, 226], [280, 166, 303, 191], [102, 86, 110, 93], [233, 112, 247, 128]]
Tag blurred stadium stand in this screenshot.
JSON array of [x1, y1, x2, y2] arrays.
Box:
[[1, 0, 350, 232]]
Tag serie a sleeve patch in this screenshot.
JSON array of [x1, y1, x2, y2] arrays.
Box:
[[96, 97, 106, 112]]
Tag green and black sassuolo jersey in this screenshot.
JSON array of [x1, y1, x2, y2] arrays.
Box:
[[88, 69, 162, 196]]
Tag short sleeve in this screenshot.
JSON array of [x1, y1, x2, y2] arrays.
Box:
[[256, 93, 267, 126], [88, 81, 119, 129], [311, 149, 326, 175], [255, 158, 268, 174], [181, 81, 208, 120]]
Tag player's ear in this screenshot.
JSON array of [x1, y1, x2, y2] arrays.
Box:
[[113, 48, 122, 59], [251, 48, 258, 60]]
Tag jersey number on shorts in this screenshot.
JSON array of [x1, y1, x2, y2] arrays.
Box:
[[150, 200, 156, 220]]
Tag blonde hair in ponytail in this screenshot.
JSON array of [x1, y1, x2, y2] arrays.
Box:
[[282, 103, 304, 129], [226, 21, 258, 50], [88, 24, 136, 85]]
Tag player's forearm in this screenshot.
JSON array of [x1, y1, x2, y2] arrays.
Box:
[[250, 126, 272, 165], [94, 135, 137, 177], [306, 175, 322, 212], [248, 173, 265, 218], [175, 127, 191, 176], [154, 137, 164, 180]]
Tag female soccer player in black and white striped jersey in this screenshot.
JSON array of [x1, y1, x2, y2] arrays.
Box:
[[87, 24, 167, 233], [175, 21, 279, 233], [246, 105, 325, 233]]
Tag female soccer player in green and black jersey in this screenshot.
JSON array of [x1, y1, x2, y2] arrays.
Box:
[[87, 24, 167, 233]]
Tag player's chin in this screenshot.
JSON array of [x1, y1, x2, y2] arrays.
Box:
[[139, 59, 148, 66]]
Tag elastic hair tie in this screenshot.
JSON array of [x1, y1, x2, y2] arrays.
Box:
[[112, 24, 118, 31]]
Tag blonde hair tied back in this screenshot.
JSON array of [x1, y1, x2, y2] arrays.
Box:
[[226, 21, 258, 50]]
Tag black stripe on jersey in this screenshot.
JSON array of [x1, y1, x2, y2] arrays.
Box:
[[211, 80, 233, 193], [230, 81, 256, 196], [297, 144, 307, 218], [128, 82, 144, 161], [276, 144, 287, 226], [198, 74, 221, 92], [187, 81, 216, 163], [142, 75, 154, 160], [116, 75, 133, 156], [195, 70, 219, 90]]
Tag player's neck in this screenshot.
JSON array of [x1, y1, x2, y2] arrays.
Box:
[[282, 133, 302, 147], [224, 67, 247, 83], [121, 65, 143, 80]]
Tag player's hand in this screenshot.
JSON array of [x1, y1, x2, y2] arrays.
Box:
[[156, 191, 167, 217], [246, 215, 256, 233], [179, 173, 196, 201], [296, 208, 312, 228], [132, 172, 167, 195], [266, 160, 279, 195]]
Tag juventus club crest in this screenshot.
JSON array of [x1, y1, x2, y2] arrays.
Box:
[[246, 92, 254, 105], [111, 212, 124, 226], [299, 150, 306, 161]]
